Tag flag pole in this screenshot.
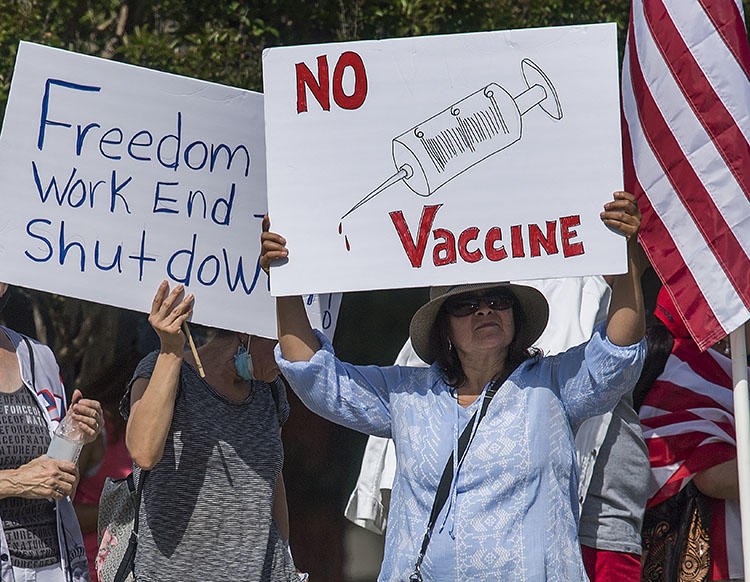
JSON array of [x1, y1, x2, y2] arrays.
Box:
[[730, 322, 750, 573]]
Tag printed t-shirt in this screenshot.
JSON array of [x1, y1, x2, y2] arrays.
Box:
[[0, 387, 59, 568], [123, 351, 297, 582]]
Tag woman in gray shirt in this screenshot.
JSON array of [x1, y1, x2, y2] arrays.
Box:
[[124, 281, 297, 581]]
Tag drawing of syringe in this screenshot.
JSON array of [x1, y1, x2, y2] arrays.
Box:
[[340, 59, 563, 221]]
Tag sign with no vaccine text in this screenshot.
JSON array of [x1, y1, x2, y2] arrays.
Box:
[[263, 23, 625, 296]]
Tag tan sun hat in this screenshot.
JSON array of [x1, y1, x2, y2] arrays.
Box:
[[408, 282, 550, 364]]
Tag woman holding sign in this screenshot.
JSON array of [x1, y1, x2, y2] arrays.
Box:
[[0, 283, 102, 582], [261, 191, 646, 581], [123, 282, 299, 582]]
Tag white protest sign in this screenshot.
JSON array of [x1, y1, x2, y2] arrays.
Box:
[[304, 292, 343, 342], [0, 42, 282, 335], [263, 23, 625, 296]]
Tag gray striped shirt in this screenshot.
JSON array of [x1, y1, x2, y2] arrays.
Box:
[[125, 352, 296, 581]]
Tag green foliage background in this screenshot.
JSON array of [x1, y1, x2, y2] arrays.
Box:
[[4, 1, 749, 121]]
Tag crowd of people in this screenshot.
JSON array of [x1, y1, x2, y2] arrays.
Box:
[[0, 189, 743, 581]]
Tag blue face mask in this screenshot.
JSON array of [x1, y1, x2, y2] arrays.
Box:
[[234, 345, 254, 381]]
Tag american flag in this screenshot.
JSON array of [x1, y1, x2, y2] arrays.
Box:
[[640, 331, 741, 578], [621, 0, 750, 351]]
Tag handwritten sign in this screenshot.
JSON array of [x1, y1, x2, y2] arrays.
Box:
[[0, 42, 284, 335], [263, 23, 625, 296], [305, 292, 343, 342]]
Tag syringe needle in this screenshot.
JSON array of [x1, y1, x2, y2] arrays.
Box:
[[340, 166, 410, 221]]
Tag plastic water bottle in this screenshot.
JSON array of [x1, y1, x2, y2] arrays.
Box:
[[46, 412, 84, 463]]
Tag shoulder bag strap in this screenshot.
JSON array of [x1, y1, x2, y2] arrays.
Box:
[[113, 468, 149, 582], [410, 380, 501, 581]]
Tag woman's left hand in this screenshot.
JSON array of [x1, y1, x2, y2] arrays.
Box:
[[600, 191, 641, 241], [69, 389, 103, 444], [603, 191, 647, 346]]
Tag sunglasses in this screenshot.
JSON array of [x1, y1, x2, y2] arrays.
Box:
[[443, 292, 514, 317]]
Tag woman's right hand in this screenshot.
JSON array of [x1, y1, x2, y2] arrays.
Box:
[[7, 456, 78, 501], [128, 282, 193, 470], [149, 281, 194, 354], [260, 215, 288, 275]]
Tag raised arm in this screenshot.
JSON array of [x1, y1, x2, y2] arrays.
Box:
[[600, 191, 646, 347], [260, 215, 321, 362], [126, 281, 194, 470]]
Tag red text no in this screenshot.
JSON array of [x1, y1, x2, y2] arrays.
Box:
[[296, 52, 368, 113]]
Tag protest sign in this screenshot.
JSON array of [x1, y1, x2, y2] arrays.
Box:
[[304, 292, 343, 342], [0, 42, 288, 336], [263, 23, 625, 296]]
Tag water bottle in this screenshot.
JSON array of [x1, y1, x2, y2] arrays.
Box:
[[46, 411, 84, 463]]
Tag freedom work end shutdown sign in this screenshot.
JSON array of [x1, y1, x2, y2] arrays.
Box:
[[0, 42, 283, 336]]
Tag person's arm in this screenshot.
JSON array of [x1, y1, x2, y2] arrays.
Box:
[[601, 191, 647, 347], [126, 281, 194, 470], [272, 468, 290, 542], [260, 216, 398, 437], [0, 457, 78, 501], [553, 191, 647, 427], [260, 216, 320, 362], [693, 459, 739, 500]]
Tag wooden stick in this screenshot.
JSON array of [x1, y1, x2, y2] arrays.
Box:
[[182, 321, 205, 378]]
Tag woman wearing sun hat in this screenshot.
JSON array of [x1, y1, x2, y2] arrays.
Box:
[[260, 191, 646, 581]]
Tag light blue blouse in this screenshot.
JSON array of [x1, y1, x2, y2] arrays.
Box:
[[277, 324, 645, 581]]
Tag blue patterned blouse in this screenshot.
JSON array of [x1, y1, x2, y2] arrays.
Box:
[[277, 323, 645, 581]]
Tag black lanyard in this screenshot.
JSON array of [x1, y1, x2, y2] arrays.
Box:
[[409, 379, 501, 582]]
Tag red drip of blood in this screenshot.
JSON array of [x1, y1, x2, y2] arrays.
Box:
[[338, 222, 342, 234], [345, 235, 350, 251]]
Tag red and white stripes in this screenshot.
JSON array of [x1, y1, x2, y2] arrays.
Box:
[[622, 0, 750, 350], [640, 350, 736, 505], [640, 345, 742, 578]]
